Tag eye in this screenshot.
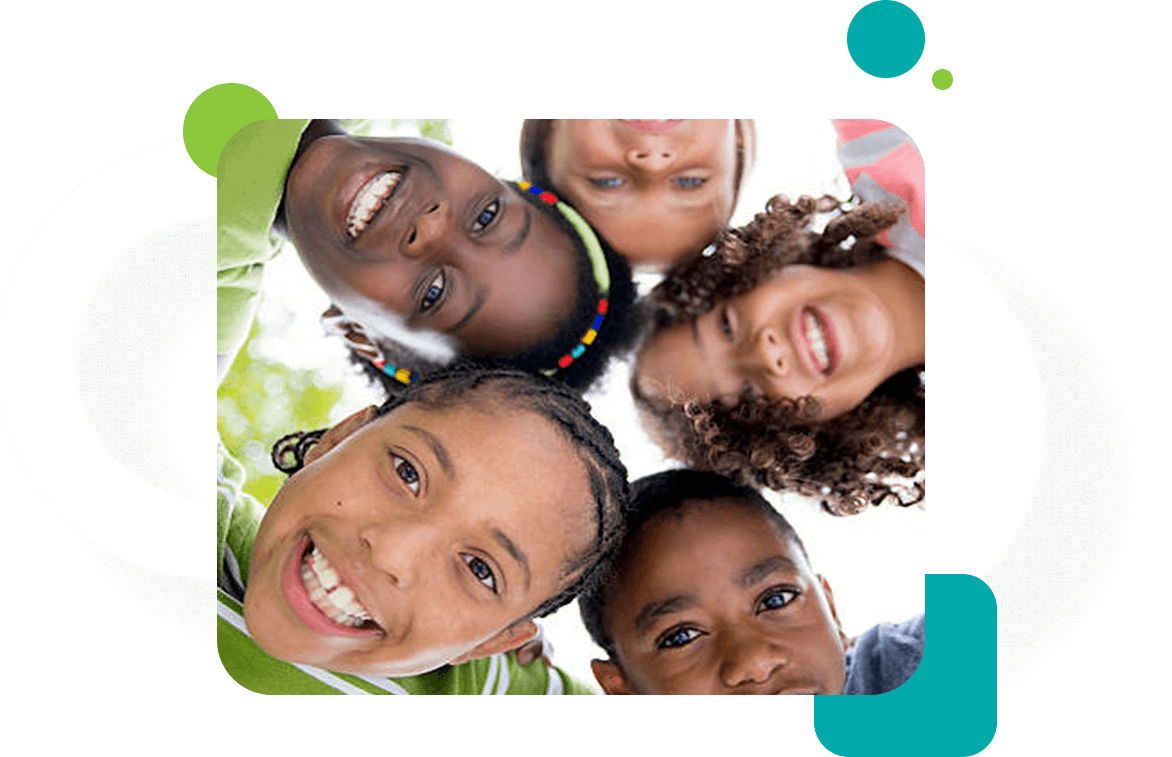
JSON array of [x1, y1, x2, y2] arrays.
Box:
[[756, 587, 799, 613], [589, 177, 624, 189], [461, 554, 498, 594], [719, 306, 733, 340], [391, 454, 420, 495], [657, 626, 704, 650], [473, 199, 500, 231], [419, 270, 445, 313], [672, 176, 706, 188]]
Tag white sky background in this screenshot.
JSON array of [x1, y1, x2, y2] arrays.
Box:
[[251, 118, 925, 690]]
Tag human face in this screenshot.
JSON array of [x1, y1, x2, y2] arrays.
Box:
[[546, 120, 739, 270], [285, 135, 578, 357], [599, 501, 846, 695], [635, 263, 898, 421], [243, 402, 593, 677]]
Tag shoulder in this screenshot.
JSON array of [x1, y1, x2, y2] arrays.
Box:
[[842, 614, 925, 695]]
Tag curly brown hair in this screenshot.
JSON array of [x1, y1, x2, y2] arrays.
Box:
[[634, 194, 924, 516]]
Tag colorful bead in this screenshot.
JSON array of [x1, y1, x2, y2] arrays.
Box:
[[558, 354, 574, 369], [571, 345, 585, 359], [598, 299, 608, 314], [539, 191, 557, 204], [582, 329, 597, 345], [394, 368, 411, 384]]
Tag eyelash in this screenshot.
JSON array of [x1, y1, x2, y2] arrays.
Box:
[[589, 177, 624, 189], [473, 199, 501, 231], [419, 270, 445, 313], [461, 554, 498, 594], [391, 454, 421, 495]]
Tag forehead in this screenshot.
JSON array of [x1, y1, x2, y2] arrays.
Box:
[[617, 499, 806, 596]]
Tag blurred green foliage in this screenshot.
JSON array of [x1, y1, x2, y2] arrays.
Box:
[[218, 319, 342, 506]]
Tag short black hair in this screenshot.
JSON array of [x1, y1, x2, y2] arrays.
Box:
[[272, 364, 631, 621], [578, 469, 806, 658]]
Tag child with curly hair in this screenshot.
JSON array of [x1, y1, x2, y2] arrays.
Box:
[[218, 365, 630, 693], [579, 469, 924, 695], [520, 120, 756, 271], [630, 120, 924, 516], [218, 119, 639, 396]]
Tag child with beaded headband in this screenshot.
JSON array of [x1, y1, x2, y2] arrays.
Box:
[[320, 180, 615, 391], [217, 119, 638, 395]]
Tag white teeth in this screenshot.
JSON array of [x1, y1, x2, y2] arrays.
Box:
[[346, 171, 402, 240], [803, 310, 831, 374], [300, 546, 373, 627]]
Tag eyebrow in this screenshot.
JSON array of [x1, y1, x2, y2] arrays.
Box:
[[633, 594, 697, 632], [502, 203, 532, 255], [401, 425, 456, 482], [492, 528, 531, 591], [738, 555, 801, 588]]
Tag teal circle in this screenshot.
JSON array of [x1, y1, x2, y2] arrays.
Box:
[[847, 1, 926, 78], [933, 68, 953, 90], [182, 83, 277, 177]]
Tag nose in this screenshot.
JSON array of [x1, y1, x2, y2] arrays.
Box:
[[359, 520, 438, 590], [719, 632, 788, 689], [749, 326, 789, 377], [402, 201, 447, 259], [626, 143, 677, 173]]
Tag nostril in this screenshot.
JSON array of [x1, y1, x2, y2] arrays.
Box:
[[427, 202, 440, 214], [407, 228, 417, 244]]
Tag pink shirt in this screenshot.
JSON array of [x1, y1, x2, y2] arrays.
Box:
[[832, 119, 924, 276]]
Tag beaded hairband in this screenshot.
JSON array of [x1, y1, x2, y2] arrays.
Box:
[[514, 181, 611, 377], [324, 182, 610, 385]]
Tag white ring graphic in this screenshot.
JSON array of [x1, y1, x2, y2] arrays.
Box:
[[1, 144, 216, 581]]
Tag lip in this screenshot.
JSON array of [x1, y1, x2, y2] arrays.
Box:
[[336, 165, 407, 242], [281, 534, 384, 639], [797, 306, 840, 377], [618, 119, 685, 133]]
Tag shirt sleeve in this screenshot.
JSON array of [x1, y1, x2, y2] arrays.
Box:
[[832, 119, 925, 277]]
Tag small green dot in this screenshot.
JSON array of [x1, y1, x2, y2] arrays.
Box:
[[183, 83, 277, 176], [933, 69, 954, 90]]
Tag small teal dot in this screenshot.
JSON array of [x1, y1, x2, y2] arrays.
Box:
[[847, 1, 926, 78]]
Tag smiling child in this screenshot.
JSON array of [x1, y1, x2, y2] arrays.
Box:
[[579, 470, 924, 695], [520, 120, 756, 271], [218, 365, 630, 693], [218, 119, 638, 394], [631, 192, 924, 516]]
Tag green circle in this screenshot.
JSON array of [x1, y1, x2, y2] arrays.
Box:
[[846, 1, 926, 78], [182, 83, 277, 176], [932, 68, 954, 90]]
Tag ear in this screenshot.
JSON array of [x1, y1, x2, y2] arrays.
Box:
[[590, 659, 636, 695], [447, 620, 540, 666], [303, 405, 378, 466], [818, 574, 849, 648]]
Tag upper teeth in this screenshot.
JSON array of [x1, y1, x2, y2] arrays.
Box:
[[346, 171, 402, 239], [300, 546, 373, 627], [803, 310, 831, 374]]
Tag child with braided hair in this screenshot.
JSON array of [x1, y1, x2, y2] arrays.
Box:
[[630, 120, 925, 516], [218, 365, 631, 693], [218, 119, 638, 395]]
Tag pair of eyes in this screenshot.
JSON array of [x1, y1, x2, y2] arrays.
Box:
[[416, 198, 502, 314], [588, 176, 707, 189], [390, 454, 499, 594], [656, 587, 800, 650]]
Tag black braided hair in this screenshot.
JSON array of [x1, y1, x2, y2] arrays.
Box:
[[270, 364, 631, 620]]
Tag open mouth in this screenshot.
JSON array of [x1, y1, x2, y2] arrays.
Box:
[[801, 307, 838, 376], [299, 541, 380, 630], [346, 170, 403, 240]]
